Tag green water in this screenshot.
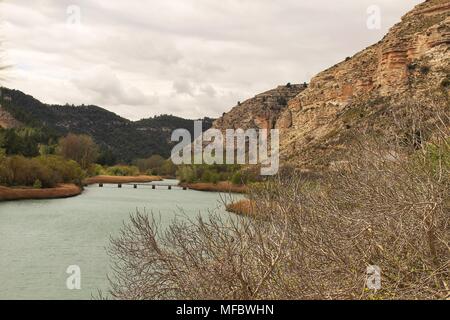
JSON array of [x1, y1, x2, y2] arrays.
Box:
[[0, 180, 238, 300]]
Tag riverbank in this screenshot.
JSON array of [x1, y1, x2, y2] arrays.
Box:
[[83, 175, 163, 185], [0, 184, 82, 201], [226, 199, 254, 215], [181, 181, 248, 193]]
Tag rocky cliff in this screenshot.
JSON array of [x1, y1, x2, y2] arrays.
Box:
[[214, 0, 450, 170], [213, 84, 306, 131]]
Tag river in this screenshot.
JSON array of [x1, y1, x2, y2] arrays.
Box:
[[0, 180, 239, 300]]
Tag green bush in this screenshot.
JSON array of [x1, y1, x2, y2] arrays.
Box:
[[33, 179, 42, 189], [177, 165, 196, 183], [0, 155, 85, 188], [105, 165, 140, 176], [87, 164, 105, 177], [176, 163, 258, 185], [231, 172, 243, 185]]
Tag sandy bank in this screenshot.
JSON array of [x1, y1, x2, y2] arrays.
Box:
[[180, 181, 248, 194], [226, 199, 255, 216], [83, 175, 163, 185], [0, 184, 82, 201]]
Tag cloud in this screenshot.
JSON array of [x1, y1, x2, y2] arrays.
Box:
[[70, 66, 158, 107], [0, 0, 423, 120], [173, 79, 194, 96]]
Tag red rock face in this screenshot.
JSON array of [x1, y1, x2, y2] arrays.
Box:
[[375, 2, 450, 95], [415, 1, 450, 16]]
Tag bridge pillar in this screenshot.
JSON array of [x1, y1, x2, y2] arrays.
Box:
[[152, 185, 156, 190], [118, 184, 122, 188], [134, 184, 137, 189], [168, 186, 172, 190], [183, 187, 187, 190], [99, 183, 103, 188]]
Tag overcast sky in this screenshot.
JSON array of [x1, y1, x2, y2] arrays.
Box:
[[0, 0, 422, 120]]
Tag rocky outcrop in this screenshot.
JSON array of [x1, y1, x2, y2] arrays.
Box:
[[213, 84, 306, 131], [0, 105, 21, 129]]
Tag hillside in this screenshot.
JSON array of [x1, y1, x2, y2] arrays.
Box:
[[213, 84, 306, 130], [0, 88, 213, 162], [211, 0, 450, 170]]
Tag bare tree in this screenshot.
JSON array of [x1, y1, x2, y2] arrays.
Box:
[[108, 96, 449, 300], [58, 133, 99, 169]]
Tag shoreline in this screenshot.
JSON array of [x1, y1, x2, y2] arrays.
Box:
[[0, 177, 245, 202], [180, 181, 248, 194], [0, 175, 163, 201], [0, 184, 82, 201]]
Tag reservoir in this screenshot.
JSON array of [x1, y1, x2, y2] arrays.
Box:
[[0, 180, 239, 300]]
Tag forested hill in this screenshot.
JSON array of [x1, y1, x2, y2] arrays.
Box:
[[0, 87, 213, 162]]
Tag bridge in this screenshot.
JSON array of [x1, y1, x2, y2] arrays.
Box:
[[97, 183, 187, 190]]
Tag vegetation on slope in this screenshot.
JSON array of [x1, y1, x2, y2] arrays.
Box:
[[0, 87, 214, 162]]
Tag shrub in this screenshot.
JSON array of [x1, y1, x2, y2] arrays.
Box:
[[0, 155, 85, 188], [135, 155, 165, 173], [87, 164, 104, 177], [201, 170, 212, 183], [58, 134, 99, 169], [176, 165, 196, 183], [33, 179, 42, 189], [105, 165, 140, 177], [231, 172, 242, 185]]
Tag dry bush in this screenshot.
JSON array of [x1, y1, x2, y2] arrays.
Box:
[[108, 98, 449, 300]]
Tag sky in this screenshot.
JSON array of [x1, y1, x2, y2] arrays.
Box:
[[0, 0, 423, 120]]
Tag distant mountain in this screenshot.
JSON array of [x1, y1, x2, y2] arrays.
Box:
[[0, 88, 214, 162]]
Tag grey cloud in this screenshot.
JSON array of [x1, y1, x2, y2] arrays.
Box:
[[173, 79, 194, 96], [71, 66, 159, 107], [200, 85, 216, 98], [0, 0, 423, 120]]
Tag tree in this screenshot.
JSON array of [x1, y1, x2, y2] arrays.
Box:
[[135, 155, 165, 173], [58, 134, 99, 169], [98, 147, 117, 166], [160, 160, 177, 177]]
